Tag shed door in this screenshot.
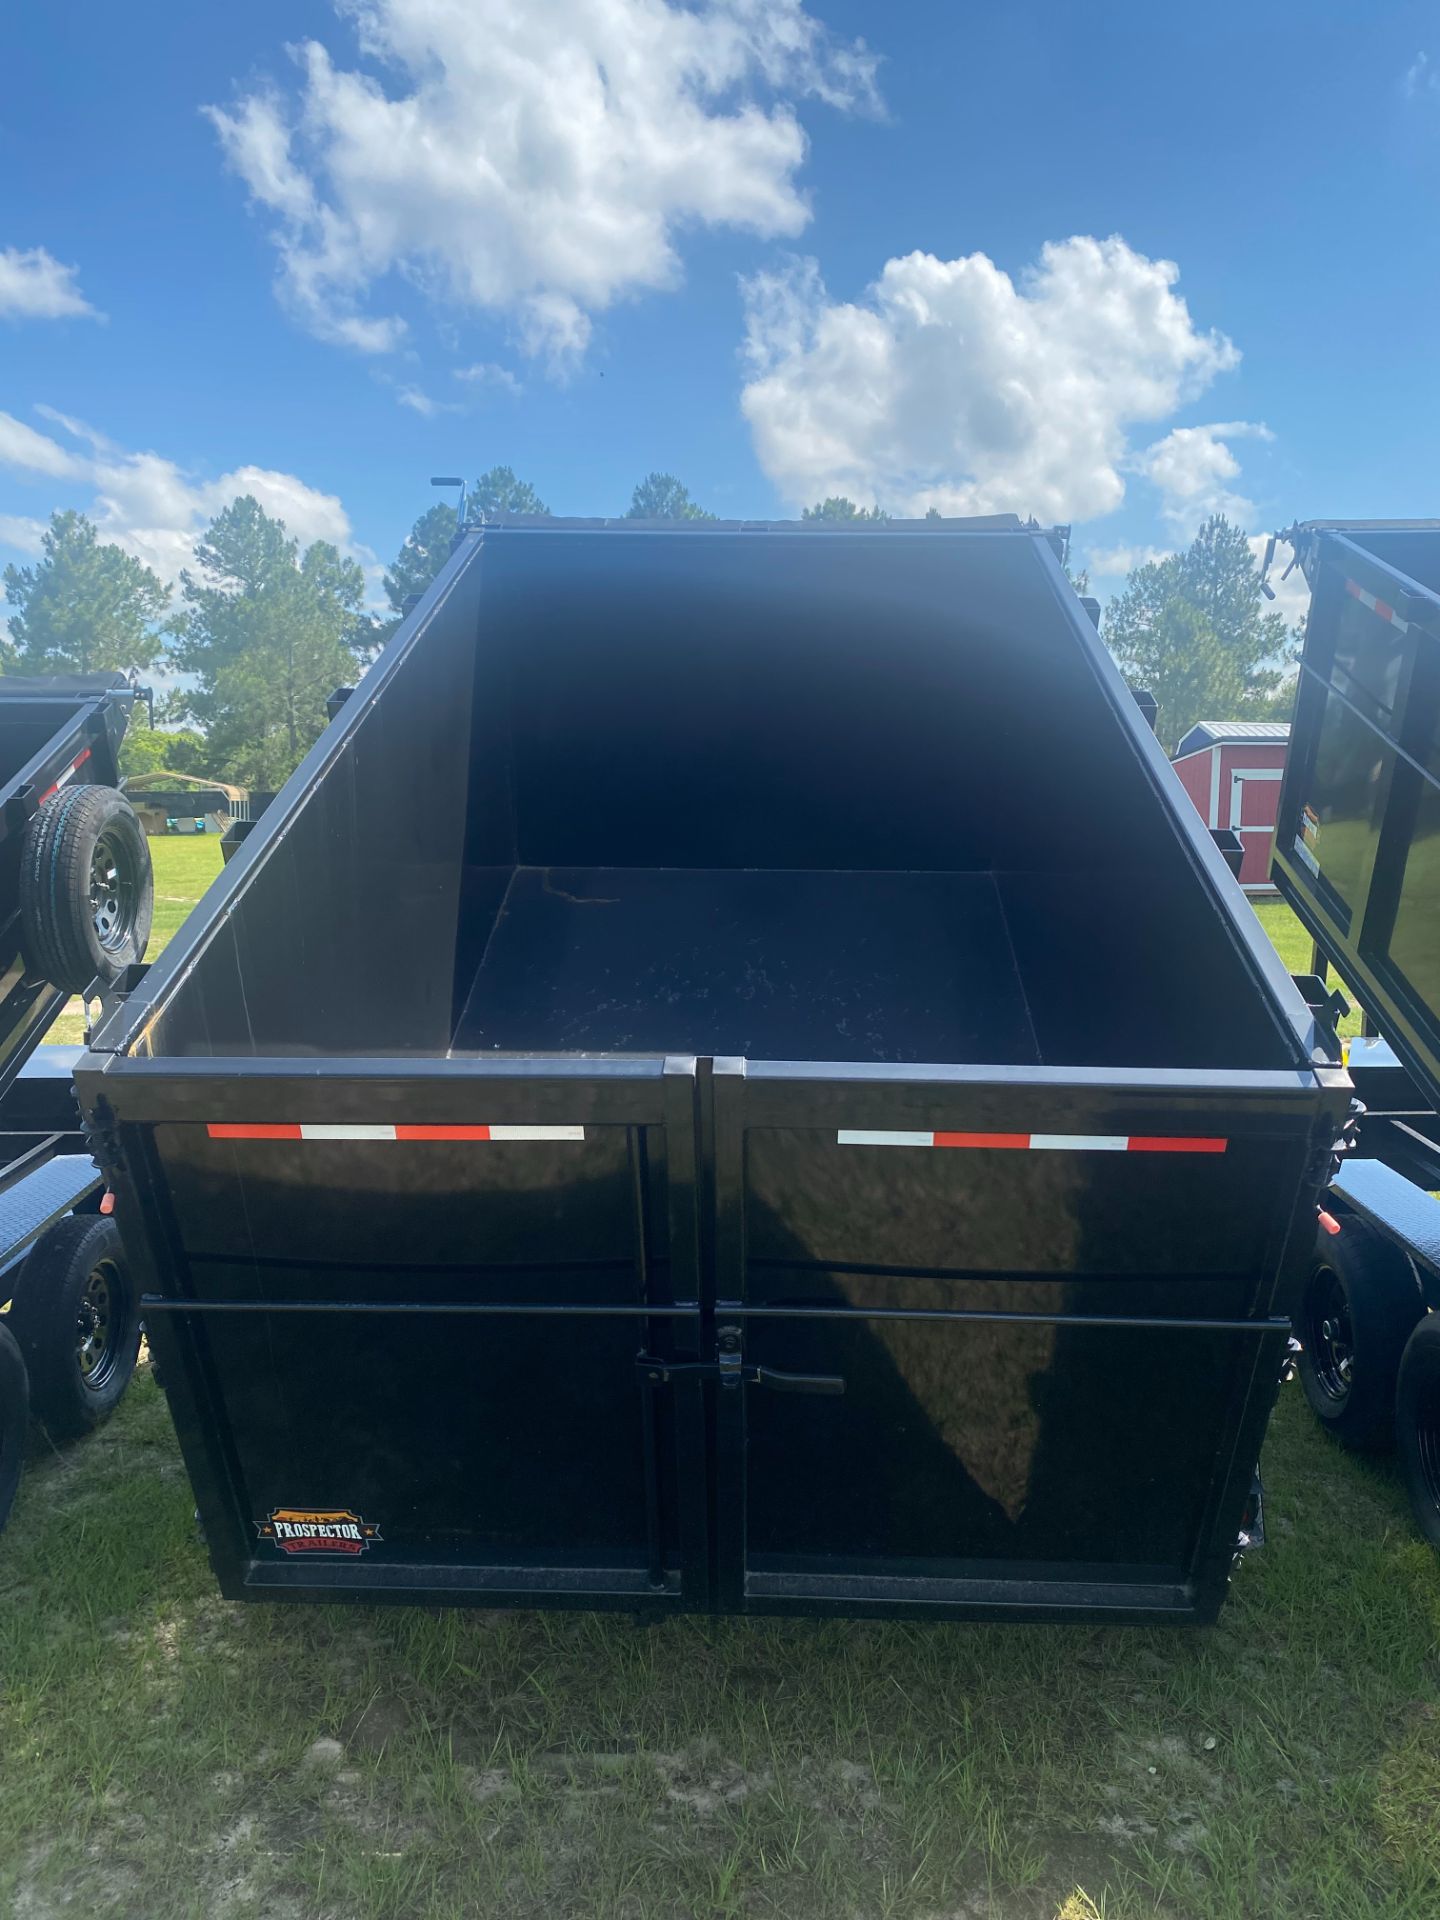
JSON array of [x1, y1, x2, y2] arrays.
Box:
[[1229, 767, 1284, 890]]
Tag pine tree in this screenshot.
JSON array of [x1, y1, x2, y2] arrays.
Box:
[[625, 474, 715, 520], [1, 510, 174, 675], [801, 497, 890, 522], [1104, 514, 1292, 753], [382, 502, 458, 623], [471, 466, 549, 517], [171, 497, 366, 788]]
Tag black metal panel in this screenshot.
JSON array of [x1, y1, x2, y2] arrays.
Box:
[[94, 1058, 708, 1606], [93, 543, 483, 1059], [709, 1061, 1331, 1621]]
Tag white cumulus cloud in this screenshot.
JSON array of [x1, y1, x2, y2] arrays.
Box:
[[0, 408, 361, 585], [740, 236, 1242, 524], [1136, 420, 1272, 536], [452, 361, 523, 395], [1403, 51, 1440, 99], [1086, 543, 1172, 579], [0, 513, 47, 556], [207, 0, 879, 368], [0, 246, 102, 322], [394, 383, 463, 418]]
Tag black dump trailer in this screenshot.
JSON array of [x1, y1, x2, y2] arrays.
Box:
[[1270, 521, 1440, 1547], [77, 519, 1350, 1624], [0, 675, 155, 1531]]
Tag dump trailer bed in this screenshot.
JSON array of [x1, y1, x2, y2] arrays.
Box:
[[77, 519, 1348, 1622]]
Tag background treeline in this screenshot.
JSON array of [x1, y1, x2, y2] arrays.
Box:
[[0, 470, 1298, 787]]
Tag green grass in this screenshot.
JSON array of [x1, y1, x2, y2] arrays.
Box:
[[6, 870, 1436, 1917], [0, 1380, 1435, 1920], [144, 835, 227, 952]]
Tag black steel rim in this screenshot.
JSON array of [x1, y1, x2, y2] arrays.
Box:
[[90, 828, 138, 953], [76, 1257, 125, 1392], [1414, 1374, 1440, 1517], [1305, 1263, 1354, 1404]]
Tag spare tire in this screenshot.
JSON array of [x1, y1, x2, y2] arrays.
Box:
[[21, 785, 153, 992], [0, 1321, 28, 1535]]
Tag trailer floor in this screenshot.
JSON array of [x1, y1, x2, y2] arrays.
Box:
[[452, 865, 1041, 1063]]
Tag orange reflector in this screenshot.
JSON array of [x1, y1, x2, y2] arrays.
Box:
[[99, 1190, 115, 1215], [1318, 1208, 1341, 1236]]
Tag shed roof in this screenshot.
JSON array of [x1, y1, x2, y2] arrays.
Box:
[[1174, 720, 1291, 757]]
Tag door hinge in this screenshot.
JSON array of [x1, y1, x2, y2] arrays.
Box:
[[84, 1094, 127, 1183]]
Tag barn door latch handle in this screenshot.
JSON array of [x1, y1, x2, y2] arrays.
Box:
[[637, 1326, 844, 1396]]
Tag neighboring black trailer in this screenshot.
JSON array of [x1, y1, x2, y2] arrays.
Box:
[[77, 519, 1349, 1623], [1269, 520, 1440, 1547], [0, 675, 154, 1531], [0, 675, 152, 1077]]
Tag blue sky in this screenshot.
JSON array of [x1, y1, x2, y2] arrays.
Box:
[[3, 0, 1439, 618]]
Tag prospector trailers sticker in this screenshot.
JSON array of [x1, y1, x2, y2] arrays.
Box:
[[256, 1508, 381, 1556]]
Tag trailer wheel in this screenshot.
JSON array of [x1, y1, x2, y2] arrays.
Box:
[[0, 1322, 27, 1534], [1397, 1316, 1440, 1551], [7, 1216, 139, 1442], [1297, 1216, 1424, 1450], [21, 785, 153, 993]]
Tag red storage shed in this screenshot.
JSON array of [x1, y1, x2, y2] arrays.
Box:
[[1171, 721, 1290, 893]]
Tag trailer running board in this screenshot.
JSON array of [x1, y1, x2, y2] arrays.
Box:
[[0, 1153, 100, 1274], [1332, 1156, 1440, 1283]]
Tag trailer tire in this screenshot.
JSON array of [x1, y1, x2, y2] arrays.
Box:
[[1297, 1216, 1424, 1450], [20, 785, 153, 993], [0, 1322, 27, 1534], [7, 1216, 139, 1442], [1396, 1316, 1440, 1551]]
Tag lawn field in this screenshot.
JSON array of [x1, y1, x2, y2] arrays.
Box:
[[6, 874, 1436, 1919]]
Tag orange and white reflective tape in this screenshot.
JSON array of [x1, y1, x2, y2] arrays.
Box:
[[37, 746, 92, 804], [1344, 578, 1408, 632], [837, 1130, 1227, 1153], [206, 1123, 584, 1142]]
